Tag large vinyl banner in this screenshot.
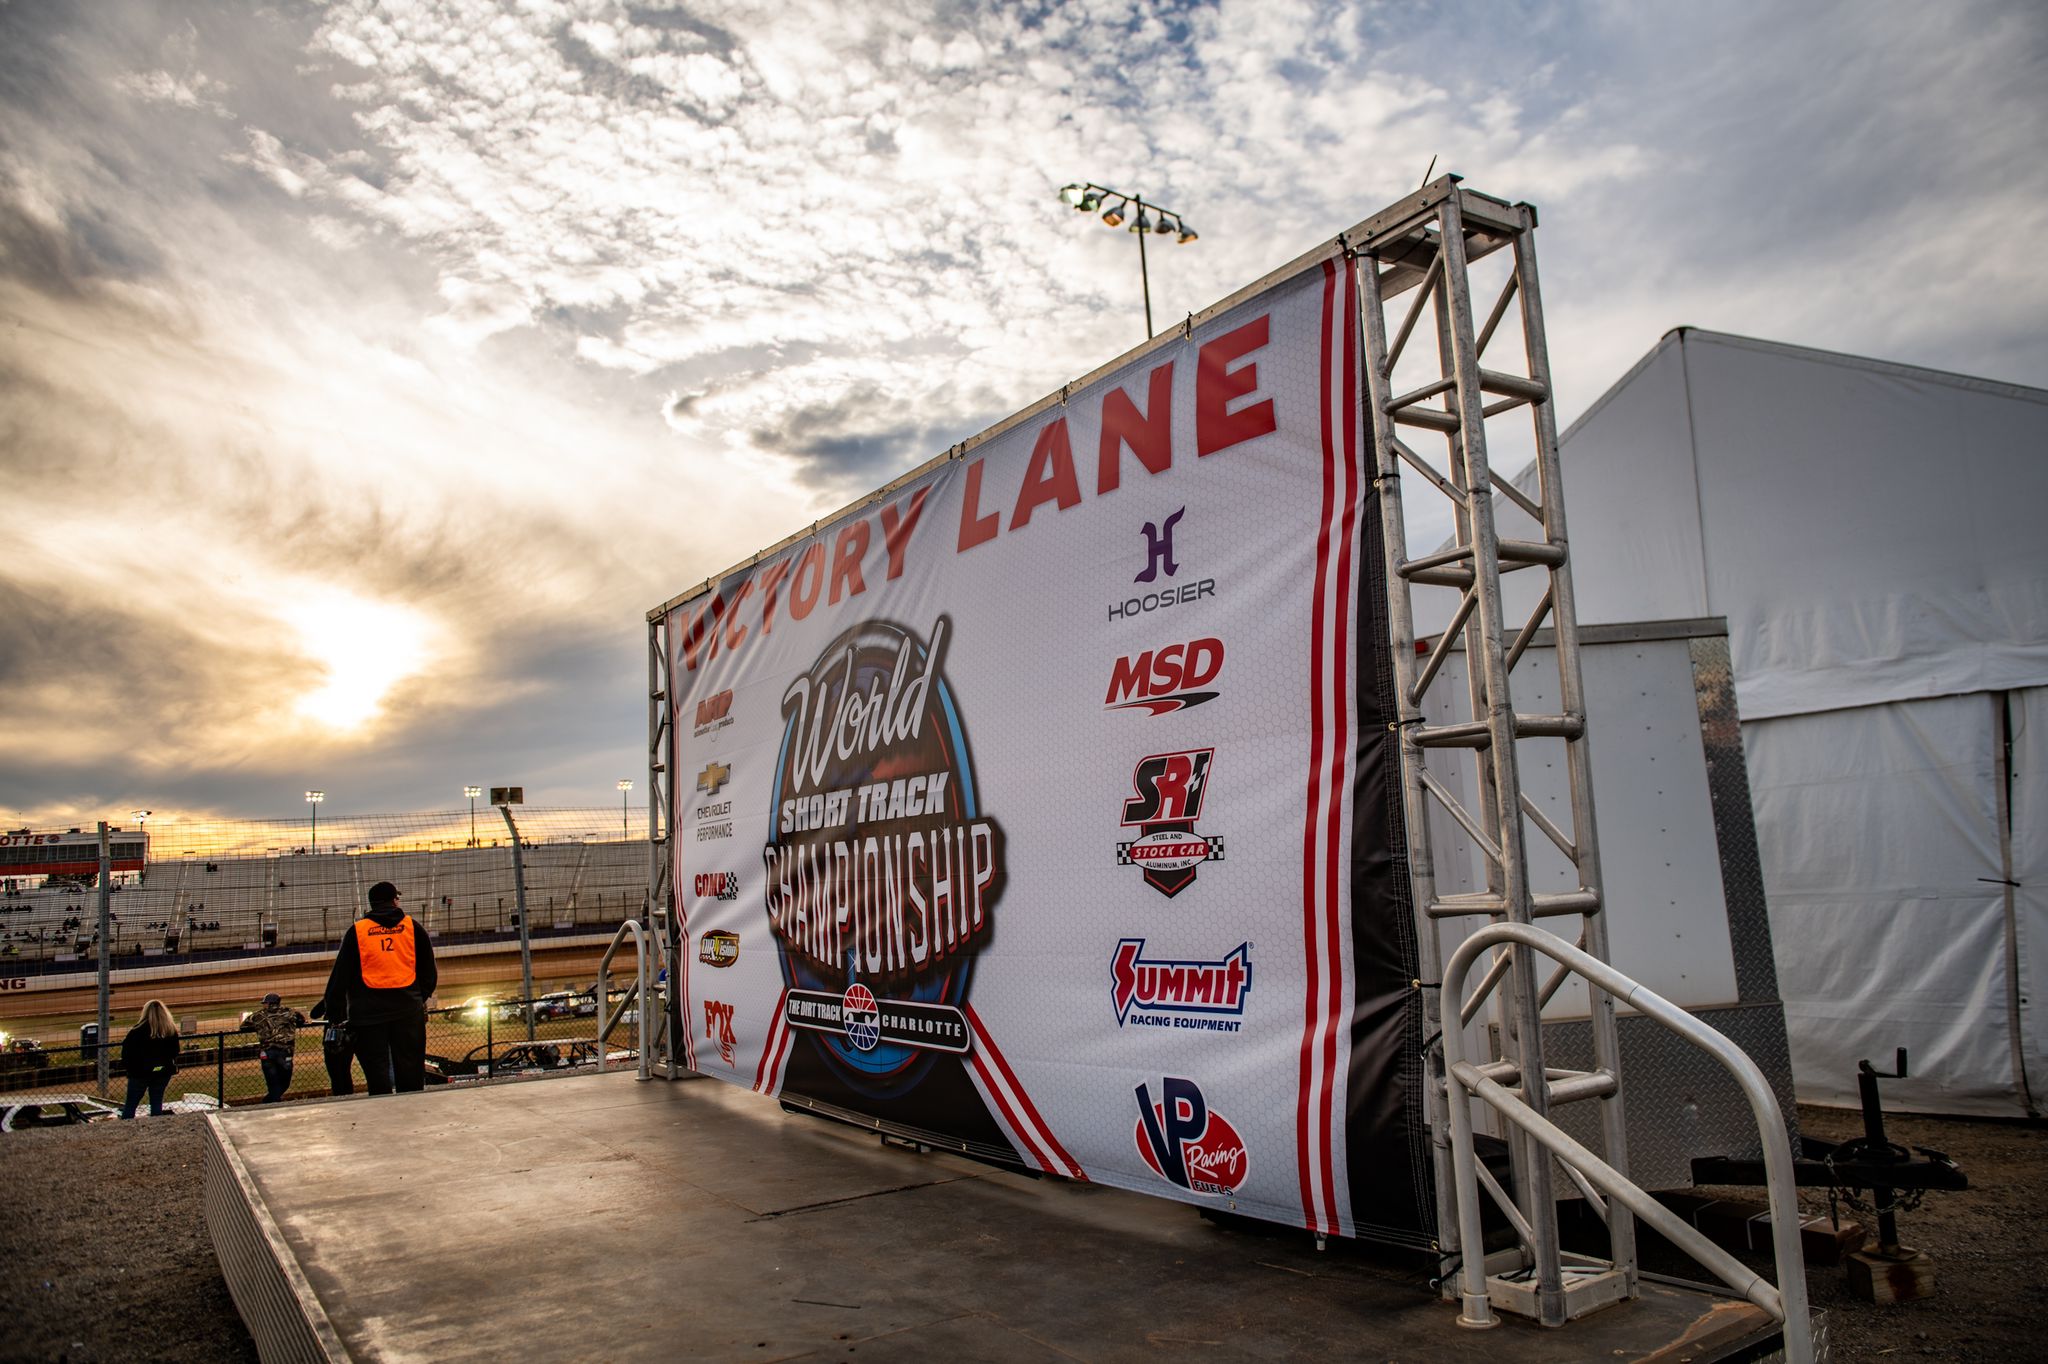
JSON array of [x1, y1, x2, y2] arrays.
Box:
[[662, 257, 1429, 1243]]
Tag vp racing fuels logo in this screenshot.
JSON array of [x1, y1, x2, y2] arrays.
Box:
[[1104, 638, 1223, 715], [1111, 939, 1250, 1031], [1118, 748, 1224, 897], [764, 615, 1003, 1095], [1134, 1076, 1249, 1196]]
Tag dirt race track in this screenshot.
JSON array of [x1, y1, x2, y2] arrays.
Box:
[[0, 943, 627, 1026]]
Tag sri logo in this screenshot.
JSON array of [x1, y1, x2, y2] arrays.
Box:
[[1117, 748, 1225, 897]]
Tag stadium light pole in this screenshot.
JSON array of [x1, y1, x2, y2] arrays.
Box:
[[618, 779, 633, 841], [464, 785, 481, 847], [305, 790, 323, 853], [1057, 181, 1199, 340]]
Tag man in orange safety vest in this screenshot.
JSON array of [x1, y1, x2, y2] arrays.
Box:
[[320, 881, 438, 1093]]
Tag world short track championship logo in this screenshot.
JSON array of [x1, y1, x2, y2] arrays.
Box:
[[1117, 748, 1224, 897], [763, 615, 1003, 1096]]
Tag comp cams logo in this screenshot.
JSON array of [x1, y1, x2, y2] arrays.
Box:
[[1108, 507, 1217, 623], [703, 1000, 737, 1066], [1111, 939, 1250, 1031], [1104, 638, 1223, 715], [764, 614, 1003, 1094], [694, 689, 735, 737], [1117, 748, 1224, 897], [1134, 1076, 1249, 1197], [693, 871, 739, 901]]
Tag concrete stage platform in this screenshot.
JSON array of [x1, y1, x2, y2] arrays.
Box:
[[203, 1072, 1781, 1362]]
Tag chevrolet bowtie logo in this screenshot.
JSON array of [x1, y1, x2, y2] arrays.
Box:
[[697, 761, 732, 795]]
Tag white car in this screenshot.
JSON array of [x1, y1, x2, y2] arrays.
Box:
[[0, 1092, 220, 1131]]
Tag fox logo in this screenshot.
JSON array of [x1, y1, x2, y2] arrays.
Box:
[[703, 1000, 737, 1066]]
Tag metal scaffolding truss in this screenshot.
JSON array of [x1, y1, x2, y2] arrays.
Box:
[[1352, 177, 1635, 1325]]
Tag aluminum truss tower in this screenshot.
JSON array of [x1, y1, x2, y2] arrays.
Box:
[[1353, 177, 1634, 1325]]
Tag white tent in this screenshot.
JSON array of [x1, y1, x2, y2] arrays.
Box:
[[1485, 328, 2047, 1116]]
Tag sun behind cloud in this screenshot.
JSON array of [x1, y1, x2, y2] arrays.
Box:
[[281, 590, 436, 731]]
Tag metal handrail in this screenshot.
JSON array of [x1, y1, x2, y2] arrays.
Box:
[[596, 919, 650, 1081], [1441, 923, 1813, 1364]]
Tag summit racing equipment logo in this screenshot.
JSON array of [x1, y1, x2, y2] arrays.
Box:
[[703, 1000, 737, 1066], [694, 871, 739, 901], [1117, 748, 1224, 897], [1111, 939, 1251, 1031], [763, 615, 1003, 1095], [694, 689, 735, 737], [1134, 1077, 1249, 1197], [1104, 638, 1223, 715]]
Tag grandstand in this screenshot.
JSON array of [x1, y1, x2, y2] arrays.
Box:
[[0, 808, 651, 975]]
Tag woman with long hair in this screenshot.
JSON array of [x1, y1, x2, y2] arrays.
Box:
[[120, 999, 181, 1118]]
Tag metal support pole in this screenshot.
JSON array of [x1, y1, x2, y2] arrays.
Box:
[[1135, 196, 1154, 339], [500, 805, 534, 1040], [96, 823, 111, 1098]]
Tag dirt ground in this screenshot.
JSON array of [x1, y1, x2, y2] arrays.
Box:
[[0, 1102, 2039, 1362]]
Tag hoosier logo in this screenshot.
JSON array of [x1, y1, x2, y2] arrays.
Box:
[[1117, 748, 1224, 897]]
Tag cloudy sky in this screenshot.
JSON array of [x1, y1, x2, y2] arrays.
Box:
[[1, 0, 2042, 829]]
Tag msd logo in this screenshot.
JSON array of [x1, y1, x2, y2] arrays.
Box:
[[1134, 1077, 1249, 1197], [693, 871, 738, 901], [1104, 638, 1223, 715]]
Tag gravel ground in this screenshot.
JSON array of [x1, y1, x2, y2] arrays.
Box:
[[0, 1103, 2038, 1362]]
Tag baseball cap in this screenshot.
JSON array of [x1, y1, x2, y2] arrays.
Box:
[[262, 992, 282, 1007]]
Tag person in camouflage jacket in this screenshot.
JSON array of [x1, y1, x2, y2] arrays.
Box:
[[248, 992, 307, 1103]]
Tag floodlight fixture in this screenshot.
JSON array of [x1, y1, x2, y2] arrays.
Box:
[[305, 790, 324, 854], [618, 778, 634, 841], [464, 785, 482, 846], [1055, 180, 1200, 339]]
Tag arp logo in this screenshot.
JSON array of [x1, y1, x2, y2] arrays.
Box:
[[1117, 749, 1224, 898], [693, 871, 739, 901], [1111, 939, 1251, 1029], [697, 761, 732, 796], [1133, 1076, 1249, 1197], [694, 689, 735, 737], [703, 1000, 737, 1066], [1105, 638, 1223, 715]]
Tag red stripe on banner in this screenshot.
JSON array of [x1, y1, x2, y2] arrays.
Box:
[[968, 1003, 1085, 1180], [1317, 254, 1362, 1230], [675, 893, 697, 1071], [967, 1046, 1055, 1175], [1298, 259, 1339, 1234], [753, 989, 789, 1092]]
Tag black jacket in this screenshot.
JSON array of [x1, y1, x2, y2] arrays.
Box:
[[322, 905, 438, 1025], [121, 1025, 179, 1076]]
